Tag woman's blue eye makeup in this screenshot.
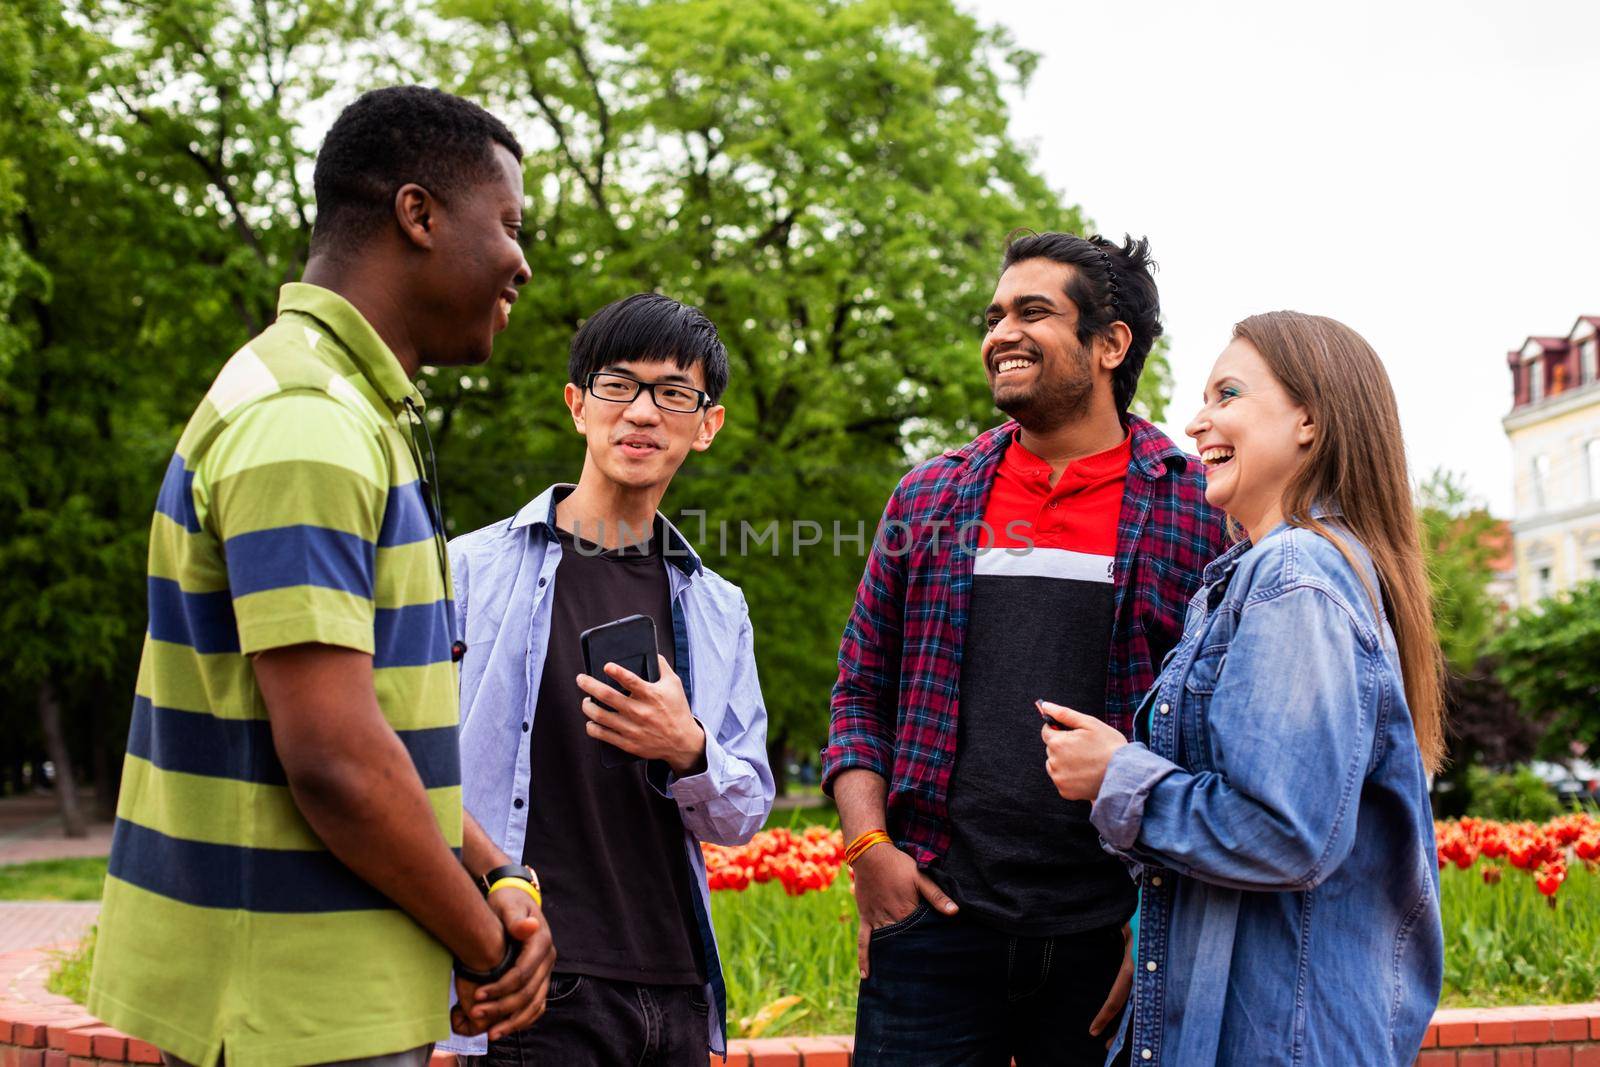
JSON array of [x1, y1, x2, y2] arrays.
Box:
[[1218, 385, 1241, 401]]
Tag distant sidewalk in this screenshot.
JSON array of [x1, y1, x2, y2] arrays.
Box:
[[0, 901, 99, 953], [0, 793, 113, 867]]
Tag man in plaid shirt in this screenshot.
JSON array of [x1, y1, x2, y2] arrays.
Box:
[[823, 232, 1228, 1066]]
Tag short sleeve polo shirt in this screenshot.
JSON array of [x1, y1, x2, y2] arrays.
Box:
[[88, 284, 462, 1067]]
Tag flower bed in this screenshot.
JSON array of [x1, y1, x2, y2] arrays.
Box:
[[1435, 813, 1600, 1005], [705, 817, 1600, 1036]]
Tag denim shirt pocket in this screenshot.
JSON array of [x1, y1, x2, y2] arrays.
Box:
[[1179, 646, 1225, 772]]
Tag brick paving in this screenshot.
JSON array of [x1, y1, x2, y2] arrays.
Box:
[[0, 903, 100, 954]]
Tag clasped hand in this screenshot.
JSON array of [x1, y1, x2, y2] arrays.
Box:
[[576, 655, 706, 775], [451, 886, 557, 1041]]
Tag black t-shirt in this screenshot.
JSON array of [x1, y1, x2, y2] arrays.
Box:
[[520, 525, 705, 985], [929, 435, 1138, 937]]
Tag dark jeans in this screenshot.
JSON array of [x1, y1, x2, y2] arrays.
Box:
[[855, 903, 1132, 1067], [477, 972, 708, 1067]]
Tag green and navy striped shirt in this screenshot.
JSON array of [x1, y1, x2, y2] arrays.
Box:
[[88, 284, 461, 1067]]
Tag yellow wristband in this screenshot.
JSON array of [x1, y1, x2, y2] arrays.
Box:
[[487, 876, 542, 907]]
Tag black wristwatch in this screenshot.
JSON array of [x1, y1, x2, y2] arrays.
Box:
[[478, 863, 540, 896], [453, 933, 519, 984]]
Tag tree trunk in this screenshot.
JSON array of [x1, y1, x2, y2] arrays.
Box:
[[87, 677, 121, 821], [768, 732, 789, 798], [37, 678, 87, 838]]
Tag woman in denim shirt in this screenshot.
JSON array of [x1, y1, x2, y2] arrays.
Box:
[[1040, 311, 1446, 1066]]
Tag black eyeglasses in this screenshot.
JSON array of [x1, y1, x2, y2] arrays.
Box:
[[586, 371, 709, 414]]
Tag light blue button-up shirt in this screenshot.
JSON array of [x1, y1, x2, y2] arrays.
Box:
[[441, 485, 774, 1057]]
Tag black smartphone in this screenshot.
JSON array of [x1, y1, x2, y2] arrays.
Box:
[[579, 614, 660, 768]]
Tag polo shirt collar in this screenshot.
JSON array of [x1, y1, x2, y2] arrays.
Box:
[[276, 283, 421, 412], [1004, 430, 1132, 482], [951, 414, 1188, 481], [511, 484, 704, 576]]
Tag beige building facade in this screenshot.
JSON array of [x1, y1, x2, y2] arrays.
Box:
[[1502, 316, 1600, 606]]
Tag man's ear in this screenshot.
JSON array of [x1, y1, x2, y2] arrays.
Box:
[[691, 404, 726, 453], [564, 381, 587, 433], [394, 184, 436, 250], [1095, 321, 1133, 372]]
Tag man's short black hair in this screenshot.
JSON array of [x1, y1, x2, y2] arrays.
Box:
[[1001, 231, 1162, 415], [311, 85, 523, 257], [569, 293, 730, 403]]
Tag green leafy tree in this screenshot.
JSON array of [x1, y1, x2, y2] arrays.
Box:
[[0, 0, 388, 821], [1, 0, 1175, 803], [425, 0, 1171, 784], [1416, 469, 1503, 671], [1491, 581, 1600, 760]]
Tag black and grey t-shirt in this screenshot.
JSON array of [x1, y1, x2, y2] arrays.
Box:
[[520, 525, 705, 985], [929, 433, 1139, 937]]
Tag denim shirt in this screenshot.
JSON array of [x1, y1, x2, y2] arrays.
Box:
[[1091, 518, 1443, 1066], [441, 485, 775, 1057]]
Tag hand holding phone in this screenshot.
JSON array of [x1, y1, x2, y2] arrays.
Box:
[[579, 614, 660, 768]]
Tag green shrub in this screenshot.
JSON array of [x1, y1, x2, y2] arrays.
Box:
[[1462, 766, 1564, 822]]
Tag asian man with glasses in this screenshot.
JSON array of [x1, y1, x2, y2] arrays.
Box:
[[442, 292, 774, 1066]]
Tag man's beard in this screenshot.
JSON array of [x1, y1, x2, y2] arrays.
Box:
[[993, 348, 1095, 433]]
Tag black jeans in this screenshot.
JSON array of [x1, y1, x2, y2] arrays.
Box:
[[477, 972, 708, 1067], [855, 903, 1132, 1067]]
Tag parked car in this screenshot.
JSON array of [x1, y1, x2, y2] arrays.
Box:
[[1530, 759, 1600, 806]]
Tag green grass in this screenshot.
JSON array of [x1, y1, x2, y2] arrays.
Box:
[[0, 857, 108, 901], [711, 875, 858, 1038], [46, 927, 94, 1003]]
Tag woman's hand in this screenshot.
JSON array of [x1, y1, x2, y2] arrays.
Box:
[[1039, 700, 1128, 802]]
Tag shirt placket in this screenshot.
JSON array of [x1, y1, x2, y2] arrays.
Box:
[[1131, 619, 1204, 1064], [507, 543, 562, 858]]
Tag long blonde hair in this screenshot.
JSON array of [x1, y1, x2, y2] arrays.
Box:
[[1232, 312, 1446, 774]]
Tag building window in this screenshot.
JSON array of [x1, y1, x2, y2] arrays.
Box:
[[1583, 338, 1599, 384], [1589, 439, 1600, 501], [1529, 359, 1544, 403], [1538, 566, 1553, 599], [1532, 453, 1551, 510]]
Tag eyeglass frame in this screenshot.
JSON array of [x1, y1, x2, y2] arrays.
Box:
[[584, 370, 712, 414]]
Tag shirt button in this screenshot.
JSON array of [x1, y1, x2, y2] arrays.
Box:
[[538, 577, 547, 587], [1141, 1050, 1153, 1061], [686, 806, 696, 812], [522, 722, 530, 732], [1159, 703, 1170, 715], [1151, 876, 1163, 887], [513, 798, 524, 809], [1048, 501, 1059, 509], [1146, 960, 1158, 972]]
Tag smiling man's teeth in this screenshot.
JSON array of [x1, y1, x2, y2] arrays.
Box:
[[997, 358, 1033, 373], [498, 297, 511, 319]]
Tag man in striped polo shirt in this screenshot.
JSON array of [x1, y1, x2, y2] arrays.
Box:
[[88, 87, 554, 1066]]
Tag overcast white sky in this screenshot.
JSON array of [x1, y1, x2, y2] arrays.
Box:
[[964, 0, 1600, 516]]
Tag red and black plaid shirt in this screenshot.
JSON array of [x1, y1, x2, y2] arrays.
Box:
[[822, 416, 1229, 865]]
